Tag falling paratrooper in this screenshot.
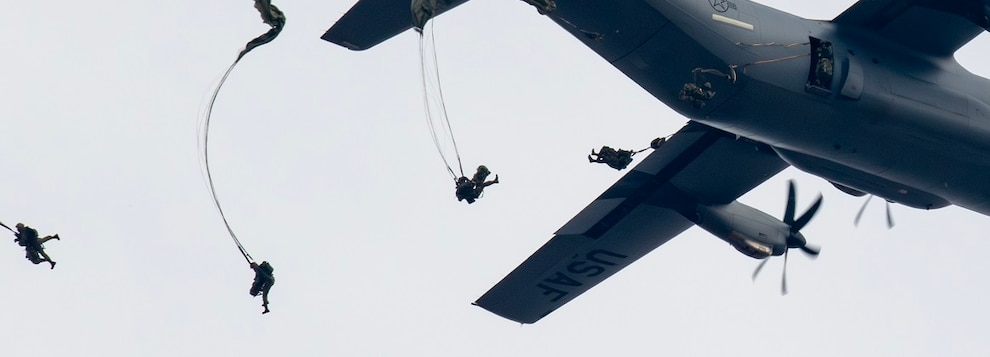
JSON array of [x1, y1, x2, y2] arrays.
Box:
[[200, 0, 285, 314], [588, 137, 667, 170], [0, 220, 60, 269], [411, 0, 502, 204], [455, 165, 500, 204], [249, 261, 275, 314]]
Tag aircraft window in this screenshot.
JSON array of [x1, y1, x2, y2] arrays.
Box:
[[806, 37, 834, 96]]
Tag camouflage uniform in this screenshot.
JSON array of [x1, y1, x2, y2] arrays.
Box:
[[250, 261, 275, 314]]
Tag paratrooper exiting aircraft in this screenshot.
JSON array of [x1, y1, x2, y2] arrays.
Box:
[[322, 0, 990, 323]]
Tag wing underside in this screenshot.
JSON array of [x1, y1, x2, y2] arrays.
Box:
[[832, 0, 989, 56], [322, 0, 470, 50], [474, 122, 788, 324]]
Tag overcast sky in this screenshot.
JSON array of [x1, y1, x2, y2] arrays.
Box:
[[4, 0, 990, 356]]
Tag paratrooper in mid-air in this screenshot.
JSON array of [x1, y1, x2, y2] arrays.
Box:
[[249, 261, 275, 314], [455, 165, 499, 204], [678, 81, 716, 109], [589, 146, 636, 170], [13, 223, 59, 269]]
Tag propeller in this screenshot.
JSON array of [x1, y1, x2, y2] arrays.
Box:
[[752, 180, 822, 295], [854, 195, 895, 229]]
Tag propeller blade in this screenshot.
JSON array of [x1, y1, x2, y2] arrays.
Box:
[[750, 180, 824, 294], [783, 180, 797, 225], [781, 250, 789, 295], [791, 194, 823, 232], [885, 200, 895, 228], [752, 258, 770, 281], [854, 195, 873, 227]]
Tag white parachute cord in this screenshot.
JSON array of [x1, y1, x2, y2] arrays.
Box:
[[196, 72, 227, 192], [419, 22, 459, 181], [200, 60, 254, 264], [425, 23, 465, 178]]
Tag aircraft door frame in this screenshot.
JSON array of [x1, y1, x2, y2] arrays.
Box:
[[805, 37, 835, 96]]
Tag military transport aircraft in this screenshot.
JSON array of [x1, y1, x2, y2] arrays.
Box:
[[322, 0, 990, 323]]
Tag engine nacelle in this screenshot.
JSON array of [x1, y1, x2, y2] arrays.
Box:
[[690, 201, 789, 259]]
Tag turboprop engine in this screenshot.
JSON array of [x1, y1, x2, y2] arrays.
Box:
[[692, 200, 790, 259], [690, 180, 821, 259], [686, 180, 823, 294]]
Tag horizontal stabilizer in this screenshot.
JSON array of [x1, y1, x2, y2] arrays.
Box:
[[322, 0, 470, 50]]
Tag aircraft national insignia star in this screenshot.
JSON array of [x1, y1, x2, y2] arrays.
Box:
[[709, 0, 731, 12]]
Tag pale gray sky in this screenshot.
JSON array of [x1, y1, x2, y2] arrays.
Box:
[[3, 0, 990, 356]]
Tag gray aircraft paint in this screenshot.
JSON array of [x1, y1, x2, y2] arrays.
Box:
[[535, 0, 990, 214], [323, 0, 990, 324]]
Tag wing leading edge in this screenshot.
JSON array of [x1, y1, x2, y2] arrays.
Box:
[[474, 122, 788, 324], [833, 0, 989, 56]]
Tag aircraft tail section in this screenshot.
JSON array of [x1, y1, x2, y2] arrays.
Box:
[[322, 0, 470, 51]]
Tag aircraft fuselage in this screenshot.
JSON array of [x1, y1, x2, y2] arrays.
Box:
[[546, 0, 990, 215]]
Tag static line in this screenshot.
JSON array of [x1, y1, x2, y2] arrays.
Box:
[[201, 60, 255, 264]]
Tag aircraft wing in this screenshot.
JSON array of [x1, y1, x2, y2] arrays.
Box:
[[832, 0, 989, 56], [322, 0, 469, 50], [474, 122, 788, 324]]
